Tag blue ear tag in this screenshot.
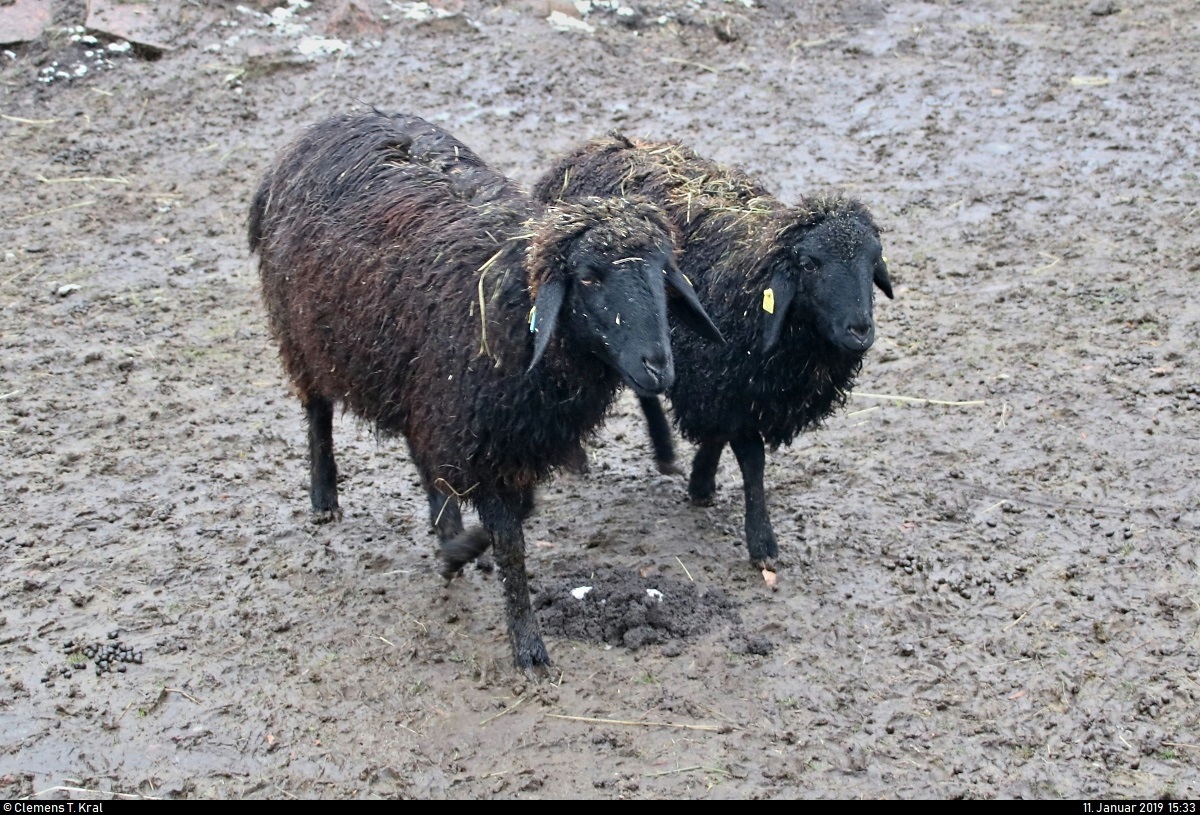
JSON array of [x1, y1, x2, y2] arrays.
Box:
[[529, 306, 538, 333]]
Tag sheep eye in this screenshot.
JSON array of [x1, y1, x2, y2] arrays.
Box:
[[578, 267, 602, 285], [794, 255, 819, 274]]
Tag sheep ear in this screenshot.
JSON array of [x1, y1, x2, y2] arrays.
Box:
[[527, 277, 568, 372], [665, 264, 724, 344], [761, 270, 797, 354], [875, 257, 895, 300]]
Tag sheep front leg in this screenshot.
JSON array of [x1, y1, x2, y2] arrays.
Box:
[[477, 492, 551, 672], [688, 436, 726, 506], [639, 396, 681, 475], [304, 394, 340, 519], [729, 432, 779, 568]]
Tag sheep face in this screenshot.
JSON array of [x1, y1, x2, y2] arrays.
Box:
[[533, 240, 678, 397], [763, 214, 894, 355]]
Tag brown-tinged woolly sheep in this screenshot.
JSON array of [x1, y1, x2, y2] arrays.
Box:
[[534, 134, 892, 570], [250, 112, 721, 669]]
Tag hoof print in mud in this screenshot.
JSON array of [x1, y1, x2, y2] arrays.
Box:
[[730, 632, 775, 657], [534, 566, 739, 653]]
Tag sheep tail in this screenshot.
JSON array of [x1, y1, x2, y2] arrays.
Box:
[[439, 526, 492, 580]]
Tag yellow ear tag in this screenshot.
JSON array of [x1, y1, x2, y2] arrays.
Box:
[[762, 287, 775, 314], [528, 306, 537, 333]]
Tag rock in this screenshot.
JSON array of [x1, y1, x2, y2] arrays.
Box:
[[1087, 0, 1119, 16], [547, 0, 582, 18], [710, 13, 738, 42], [324, 0, 383, 39], [0, 0, 51, 45], [743, 634, 773, 656], [548, 10, 593, 33], [296, 38, 348, 58], [56, 284, 81, 297], [86, 0, 174, 54]]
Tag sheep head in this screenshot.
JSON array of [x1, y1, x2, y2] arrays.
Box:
[[526, 197, 722, 396], [761, 198, 893, 355]]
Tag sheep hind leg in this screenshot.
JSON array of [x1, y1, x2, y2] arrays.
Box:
[[305, 394, 341, 521], [640, 396, 682, 475], [730, 432, 779, 568], [687, 436, 726, 506], [478, 491, 551, 673], [427, 490, 464, 542]]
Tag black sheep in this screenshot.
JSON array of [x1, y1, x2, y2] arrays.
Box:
[[533, 134, 893, 569], [250, 112, 721, 669]]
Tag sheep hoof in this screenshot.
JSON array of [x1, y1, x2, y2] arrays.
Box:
[[310, 508, 342, 524], [562, 444, 590, 475], [439, 526, 492, 580], [563, 457, 591, 475], [513, 637, 553, 673], [655, 458, 684, 476], [522, 663, 557, 682], [474, 553, 495, 573], [689, 491, 716, 507]]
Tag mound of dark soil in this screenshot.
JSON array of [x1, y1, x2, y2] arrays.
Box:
[[534, 567, 740, 650]]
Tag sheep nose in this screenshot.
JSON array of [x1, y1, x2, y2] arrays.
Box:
[[642, 353, 673, 389], [846, 320, 874, 349]]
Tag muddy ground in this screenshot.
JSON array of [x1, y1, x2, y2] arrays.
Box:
[[2, 0, 1198, 800]]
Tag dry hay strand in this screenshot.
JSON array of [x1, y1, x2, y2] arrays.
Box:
[[546, 713, 728, 732], [16, 199, 97, 221], [850, 390, 986, 407], [37, 174, 130, 186], [478, 694, 527, 726], [1, 114, 61, 125], [26, 786, 160, 801], [632, 140, 772, 219]]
